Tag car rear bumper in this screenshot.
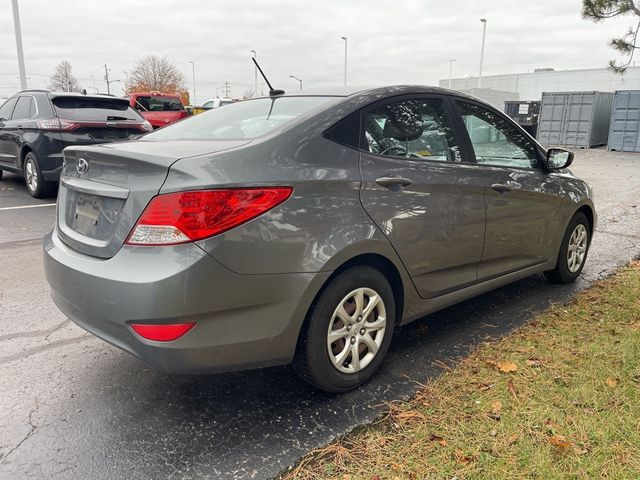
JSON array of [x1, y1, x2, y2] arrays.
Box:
[[43, 229, 328, 374]]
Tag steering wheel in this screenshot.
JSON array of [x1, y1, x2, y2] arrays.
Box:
[[379, 144, 409, 156]]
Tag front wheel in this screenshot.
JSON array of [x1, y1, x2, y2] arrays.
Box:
[[293, 266, 396, 393], [544, 212, 590, 284]]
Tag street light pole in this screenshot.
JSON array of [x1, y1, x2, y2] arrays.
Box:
[[289, 75, 303, 90], [189, 61, 196, 106], [448, 59, 456, 89], [104, 64, 111, 95], [11, 0, 27, 91], [478, 18, 487, 88], [341, 36, 348, 87]]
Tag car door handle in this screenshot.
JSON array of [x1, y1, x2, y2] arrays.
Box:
[[491, 183, 511, 195], [375, 176, 413, 188]]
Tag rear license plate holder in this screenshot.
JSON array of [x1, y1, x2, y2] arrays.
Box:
[[73, 195, 101, 235]]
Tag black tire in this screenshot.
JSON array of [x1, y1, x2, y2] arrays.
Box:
[[23, 152, 56, 198], [0, 169, 3, 180], [544, 212, 590, 284], [293, 265, 396, 393]]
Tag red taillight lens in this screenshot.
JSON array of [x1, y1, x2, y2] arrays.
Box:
[[36, 118, 78, 131], [126, 187, 293, 246], [131, 322, 196, 341]]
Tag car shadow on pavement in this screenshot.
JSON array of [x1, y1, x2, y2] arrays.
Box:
[[45, 273, 586, 480]]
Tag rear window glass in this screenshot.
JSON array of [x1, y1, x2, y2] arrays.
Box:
[[52, 96, 141, 121], [133, 95, 184, 112], [145, 96, 337, 140]]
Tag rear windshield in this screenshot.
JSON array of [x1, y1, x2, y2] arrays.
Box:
[[133, 95, 184, 112], [145, 96, 337, 140], [52, 97, 142, 122]]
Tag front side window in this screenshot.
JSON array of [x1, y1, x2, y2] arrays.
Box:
[[457, 102, 538, 169], [363, 98, 461, 162]]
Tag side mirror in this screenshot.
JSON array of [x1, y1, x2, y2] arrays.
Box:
[[545, 148, 574, 171]]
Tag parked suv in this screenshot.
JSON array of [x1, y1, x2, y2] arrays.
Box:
[[129, 92, 189, 129], [0, 91, 152, 197]]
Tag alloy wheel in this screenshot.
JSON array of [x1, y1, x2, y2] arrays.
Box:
[[326, 287, 387, 374], [567, 223, 588, 273], [25, 158, 38, 194]]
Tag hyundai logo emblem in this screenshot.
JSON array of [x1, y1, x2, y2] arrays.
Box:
[[77, 158, 89, 175]]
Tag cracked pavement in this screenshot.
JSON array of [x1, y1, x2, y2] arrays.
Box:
[[0, 149, 639, 479]]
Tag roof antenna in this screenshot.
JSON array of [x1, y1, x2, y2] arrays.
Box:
[[252, 57, 285, 97]]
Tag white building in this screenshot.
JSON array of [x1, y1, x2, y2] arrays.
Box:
[[440, 66, 640, 102]]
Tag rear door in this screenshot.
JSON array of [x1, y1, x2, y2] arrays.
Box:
[[3, 96, 38, 168], [453, 100, 565, 280], [358, 95, 488, 299]]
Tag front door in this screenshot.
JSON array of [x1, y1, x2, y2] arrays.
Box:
[[454, 100, 565, 280], [359, 95, 488, 299]]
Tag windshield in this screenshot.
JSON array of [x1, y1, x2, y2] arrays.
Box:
[[145, 96, 338, 140]]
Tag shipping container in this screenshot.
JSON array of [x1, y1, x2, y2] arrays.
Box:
[[607, 90, 640, 152], [504, 100, 540, 138], [536, 91, 614, 148]]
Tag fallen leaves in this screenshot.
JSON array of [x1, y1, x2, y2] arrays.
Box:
[[454, 449, 472, 465], [486, 360, 518, 373], [549, 434, 573, 452], [606, 377, 618, 387], [429, 434, 448, 447]]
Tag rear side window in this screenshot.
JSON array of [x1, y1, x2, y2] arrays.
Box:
[[12, 96, 36, 120], [51, 96, 141, 122], [363, 97, 462, 162], [133, 95, 184, 112], [325, 112, 360, 148], [0, 97, 18, 121]]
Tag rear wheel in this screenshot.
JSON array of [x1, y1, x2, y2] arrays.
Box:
[[544, 212, 590, 284], [24, 152, 55, 198], [294, 266, 396, 393]]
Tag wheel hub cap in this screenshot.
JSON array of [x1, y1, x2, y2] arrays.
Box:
[[326, 287, 387, 374], [25, 159, 38, 192]]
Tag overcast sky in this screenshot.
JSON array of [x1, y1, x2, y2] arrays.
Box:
[[0, 0, 635, 102]]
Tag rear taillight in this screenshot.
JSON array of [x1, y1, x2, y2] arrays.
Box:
[[131, 322, 196, 341], [126, 187, 293, 246], [36, 118, 78, 131]]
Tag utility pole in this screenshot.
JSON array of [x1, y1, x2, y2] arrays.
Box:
[[478, 18, 487, 88], [104, 64, 111, 95], [341, 36, 348, 87], [222, 81, 231, 98], [448, 59, 456, 89], [189, 61, 196, 105], [251, 50, 257, 97], [11, 0, 27, 91]]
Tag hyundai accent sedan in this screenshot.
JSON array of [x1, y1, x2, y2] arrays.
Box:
[[44, 86, 595, 392]]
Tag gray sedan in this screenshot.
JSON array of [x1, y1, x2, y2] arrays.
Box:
[[43, 86, 595, 392]]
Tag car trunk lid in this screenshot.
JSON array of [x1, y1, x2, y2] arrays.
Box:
[[56, 139, 251, 258]]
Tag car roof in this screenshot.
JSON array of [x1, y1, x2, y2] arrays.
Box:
[[253, 85, 480, 102]]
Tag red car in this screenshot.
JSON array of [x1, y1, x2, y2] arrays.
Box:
[[129, 92, 189, 129]]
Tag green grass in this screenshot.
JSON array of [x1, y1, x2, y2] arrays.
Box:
[[283, 261, 640, 480]]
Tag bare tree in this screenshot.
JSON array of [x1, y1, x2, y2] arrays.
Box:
[[582, 0, 640, 73], [125, 55, 186, 93], [48, 60, 81, 92]]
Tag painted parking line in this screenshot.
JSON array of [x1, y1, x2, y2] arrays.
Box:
[[0, 203, 56, 211]]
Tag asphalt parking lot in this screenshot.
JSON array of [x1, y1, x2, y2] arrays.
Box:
[[1, 149, 639, 480]]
